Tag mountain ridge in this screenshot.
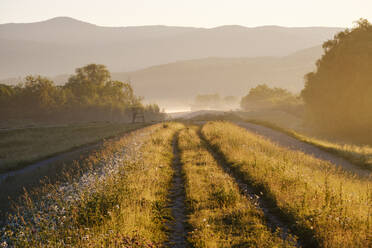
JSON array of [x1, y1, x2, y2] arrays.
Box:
[[1, 45, 324, 110], [0, 16, 340, 105]]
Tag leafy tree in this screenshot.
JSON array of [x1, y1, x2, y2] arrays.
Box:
[[240, 84, 299, 111], [301, 19, 372, 137], [20, 76, 60, 114], [65, 64, 111, 106], [0, 84, 15, 104], [0, 64, 164, 123]]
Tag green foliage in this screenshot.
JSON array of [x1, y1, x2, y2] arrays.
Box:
[[301, 19, 372, 140], [1, 64, 164, 122], [241, 84, 302, 115]]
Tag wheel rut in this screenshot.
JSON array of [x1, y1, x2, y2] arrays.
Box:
[[198, 130, 310, 248], [164, 132, 188, 248]]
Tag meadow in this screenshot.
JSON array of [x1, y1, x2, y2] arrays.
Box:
[[246, 119, 372, 171], [202, 121, 371, 247], [1, 121, 370, 247], [1, 123, 183, 247], [0, 122, 146, 173], [179, 126, 297, 247]]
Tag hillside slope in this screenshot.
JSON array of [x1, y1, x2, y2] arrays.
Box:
[[0, 46, 323, 109], [0, 17, 341, 78], [112, 46, 323, 106]]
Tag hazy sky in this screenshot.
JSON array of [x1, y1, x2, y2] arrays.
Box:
[[1, 0, 371, 27]]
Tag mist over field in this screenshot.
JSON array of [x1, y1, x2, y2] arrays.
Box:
[[1, 2, 372, 246], [0, 17, 342, 111]]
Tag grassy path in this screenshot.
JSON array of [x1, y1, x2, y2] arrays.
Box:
[[0, 122, 147, 173], [2, 123, 184, 247], [202, 121, 372, 248], [3, 121, 370, 247], [179, 126, 297, 247], [198, 129, 303, 247], [243, 120, 372, 172], [164, 132, 188, 247]]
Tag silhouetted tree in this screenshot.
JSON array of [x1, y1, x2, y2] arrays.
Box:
[[301, 19, 372, 139], [0, 64, 164, 123], [241, 84, 300, 111]]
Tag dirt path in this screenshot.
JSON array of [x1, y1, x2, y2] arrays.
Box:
[[0, 143, 101, 184], [237, 122, 371, 178], [165, 133, 188, 248], [0, 128, 145, 224], [199, 131, 305, 247]]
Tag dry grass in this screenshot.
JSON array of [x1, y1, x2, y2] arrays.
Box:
[[238, 110, 303, 130], [179, 126, 297, 247], [1, 122, 184, 247], [0, 122, 147, 173], [247, 119, 372, 171], [202, 121, 372, 248]]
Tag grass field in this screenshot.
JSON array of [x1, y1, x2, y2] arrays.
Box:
[[1, 121, 370, 247], [247, 119, 372, 171], [1, 123, 184, 247], [179, 126, 296, 247], [0, 122, 147, 173], [193, 108, 372, 171], [202, 121, 371, 247]]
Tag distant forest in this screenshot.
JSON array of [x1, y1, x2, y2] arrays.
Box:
[[191, 94, 239, 111], [240, 84, 303, 117], [0, 64, 165, 123]]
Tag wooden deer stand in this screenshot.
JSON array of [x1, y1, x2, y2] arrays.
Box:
[[131, 107, 145, 123]]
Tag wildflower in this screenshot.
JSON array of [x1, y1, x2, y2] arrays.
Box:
[[1, 241, 8, 248]]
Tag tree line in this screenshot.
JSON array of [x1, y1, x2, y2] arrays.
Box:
[[191, 94, 239, 111], [301, 19, 372, 142], [240, 84, 303, 116], [0, 64, 165, 123], [238, 19, 372, 143]]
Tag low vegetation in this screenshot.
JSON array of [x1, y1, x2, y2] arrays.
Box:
[[179, 126, 297, 247], [1, 122, 184, 247], [0, 122, 146, 173], [246, 119, 372, 171], [202, 121, 372, 248], [2, 121, 370, 247]]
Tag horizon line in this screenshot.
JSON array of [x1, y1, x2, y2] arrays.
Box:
[[0, 16, 346, 29]]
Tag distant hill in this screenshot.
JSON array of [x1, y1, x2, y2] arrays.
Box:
[[112, 45, 324, 108], [0, 45, 324, 110], [0, 17, 342, 79]]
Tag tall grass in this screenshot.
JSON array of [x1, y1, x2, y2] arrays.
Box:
[[0, 122, 147, 173], [179, 126, 297, 247], [202, 121, 372, 248], [246, 119, 372, 171], [1, 122, 183, 247]]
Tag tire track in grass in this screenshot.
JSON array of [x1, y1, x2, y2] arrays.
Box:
[[180, 126, 297, 247], [165, 131, 189, 248], [198, 129, 306, 248]]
